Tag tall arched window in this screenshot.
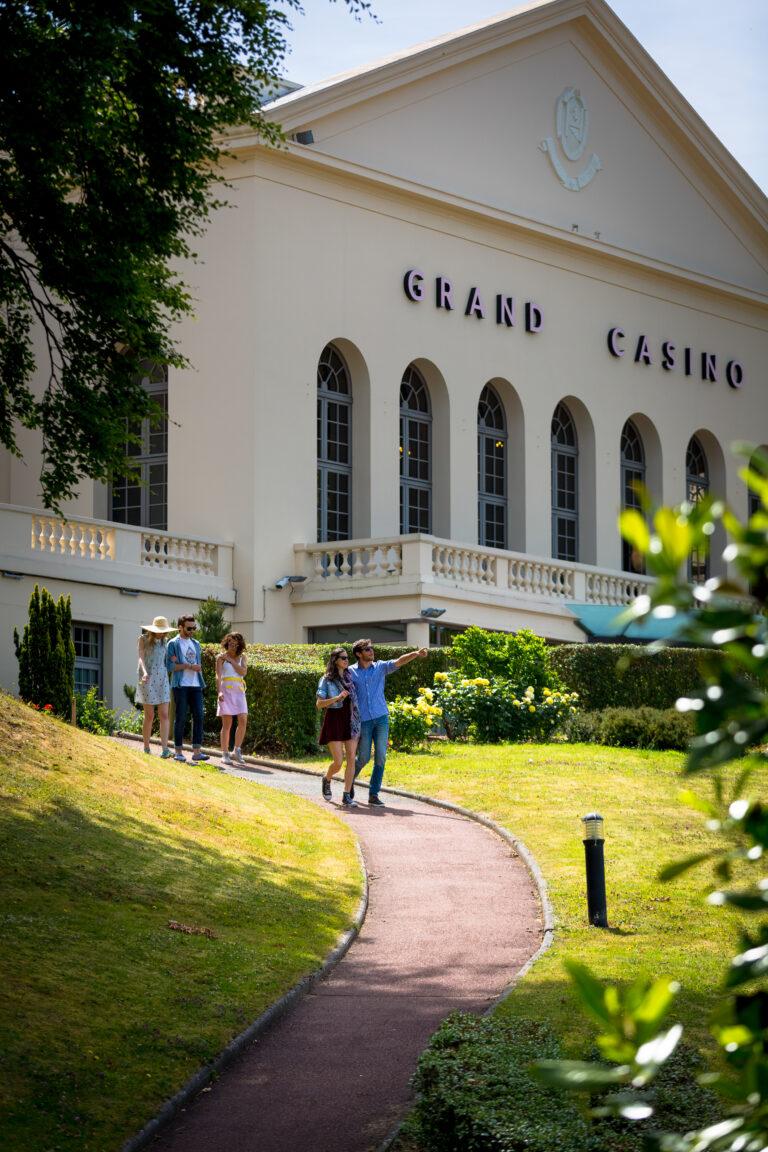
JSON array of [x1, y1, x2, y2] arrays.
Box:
[[400, 365, 432, 534], [551, 402, 578, 561], [317, 344, 352, 543], [478, 384, 507, 549], [621, 419, 646, 573], [686, 435, 709, 583]]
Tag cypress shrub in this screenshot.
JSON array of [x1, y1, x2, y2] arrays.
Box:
[[550, 644, 719, 711], [13, 585, 75, 717]]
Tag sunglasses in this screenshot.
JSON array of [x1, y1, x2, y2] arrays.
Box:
[[337, 655, 349, 661], [361, 646, 374, 652]]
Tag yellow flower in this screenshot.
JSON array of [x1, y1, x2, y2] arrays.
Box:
[[474, 678, 490, 687], [543, 687, 551, 696], [434, 672, 448, 683], [528, 705, 536, 713]]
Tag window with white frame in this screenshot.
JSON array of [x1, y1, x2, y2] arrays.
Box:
[[551, 402, 578, 562], [317, 344, 352, 543], [110, 364, 168, 529], [686, 435, 709, 583], [400, 364, 432, 535], [73, 624, 103, 696], [621, 419, 646, 574], [478, 384, 507, 549]]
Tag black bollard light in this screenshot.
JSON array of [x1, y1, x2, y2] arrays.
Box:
[[582, 812, 608, 928]]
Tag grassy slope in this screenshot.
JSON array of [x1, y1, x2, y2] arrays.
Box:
[[0, 695, 361, 1152], [304, 741, 746, 1054]]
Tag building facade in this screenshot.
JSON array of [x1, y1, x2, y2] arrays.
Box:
[[1, 0, 767, 703]]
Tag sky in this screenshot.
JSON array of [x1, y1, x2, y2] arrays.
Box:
[[277, 0, 768, 195]]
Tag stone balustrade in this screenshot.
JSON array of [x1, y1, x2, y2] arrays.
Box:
[[295, 534, 653, 608], [1, 505, 235, 603]]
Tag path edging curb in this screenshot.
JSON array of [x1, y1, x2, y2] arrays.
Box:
[[116, 733, 368, 1152]]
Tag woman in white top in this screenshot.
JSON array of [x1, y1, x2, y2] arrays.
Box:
[[216, 632, 248, 766]]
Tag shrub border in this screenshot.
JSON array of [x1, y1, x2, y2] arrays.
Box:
[[117, 733, 555, 1152]]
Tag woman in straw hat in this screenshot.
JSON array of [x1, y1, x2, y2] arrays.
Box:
[[137, 616, 174, 757]]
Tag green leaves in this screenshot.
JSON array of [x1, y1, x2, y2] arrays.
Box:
[[0, 1, 373, 507]]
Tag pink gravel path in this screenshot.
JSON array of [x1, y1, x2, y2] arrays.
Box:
[[144, 757, 544, 1152]]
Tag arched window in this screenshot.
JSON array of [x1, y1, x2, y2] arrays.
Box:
[[317, 344, 352, 543], [551, 402, 578, 561], [400, 365, 432, 534], [478, 384, 507, 549], [621, 420, 646, 573], [686, 435, 709, 583]]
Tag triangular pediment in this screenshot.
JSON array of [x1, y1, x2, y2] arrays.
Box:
[[266, 0, 768, 294]]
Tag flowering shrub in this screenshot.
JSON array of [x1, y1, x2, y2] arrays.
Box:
[[388, 690, 442, 751], [431, 672, 578, 743]]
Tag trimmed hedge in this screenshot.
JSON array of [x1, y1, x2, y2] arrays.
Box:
[[198, 644, 451, 757], [565, 706, 695, 751], [551, 644, 720, 711], [405, 1012, 720, 1152]]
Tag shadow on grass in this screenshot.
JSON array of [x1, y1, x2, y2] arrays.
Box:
[[0, 790, 359, 1152]]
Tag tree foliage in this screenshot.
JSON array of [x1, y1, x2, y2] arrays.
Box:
[[196, 596, 229, 643], [534, 445, 768, 1151], [0, 0, 372, 508]]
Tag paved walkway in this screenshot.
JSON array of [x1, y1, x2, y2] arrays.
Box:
[[141, 752, 543, 1152]]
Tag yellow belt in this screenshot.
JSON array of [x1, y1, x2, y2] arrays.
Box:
[[222, 677, 245, 687]]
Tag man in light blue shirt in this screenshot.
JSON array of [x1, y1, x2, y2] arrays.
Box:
[[348, 638, 428, 806]]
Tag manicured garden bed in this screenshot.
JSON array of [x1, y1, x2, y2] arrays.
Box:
[[0, 694, 361, 1152]]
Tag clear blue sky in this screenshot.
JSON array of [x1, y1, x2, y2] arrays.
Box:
[[278, 0, 768, 195]]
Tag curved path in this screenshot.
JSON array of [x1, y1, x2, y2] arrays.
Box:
[[145, 755, 543, 1152]]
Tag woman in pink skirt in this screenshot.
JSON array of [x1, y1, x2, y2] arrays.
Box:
[[216, 632, 248, 767]]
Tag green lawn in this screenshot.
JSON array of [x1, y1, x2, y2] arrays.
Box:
[[302, 741, 750, 1054], [0, 694, 361, 1152]]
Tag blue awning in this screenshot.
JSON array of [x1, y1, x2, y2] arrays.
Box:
[[565, 603, 692, 642]]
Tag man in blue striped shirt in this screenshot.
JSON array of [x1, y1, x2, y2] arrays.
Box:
[[349, 638, 428, 806]]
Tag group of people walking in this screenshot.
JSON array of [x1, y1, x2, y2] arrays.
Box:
[[136, 612, 428, 806], [136, 613, 248, 765]]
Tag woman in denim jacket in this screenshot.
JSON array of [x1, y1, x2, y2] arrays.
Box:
[[316, 647, 360, 807]]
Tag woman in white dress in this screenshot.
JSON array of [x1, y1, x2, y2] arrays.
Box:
[[137, 615, 174, 757]]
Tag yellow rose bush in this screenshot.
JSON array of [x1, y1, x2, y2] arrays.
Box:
[[388, 690, 443, 751], [430, 672, 578, 743]]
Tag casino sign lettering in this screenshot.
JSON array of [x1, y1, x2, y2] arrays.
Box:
[[607, 327, 744, 389]]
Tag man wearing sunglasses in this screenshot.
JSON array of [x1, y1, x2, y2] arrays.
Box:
[[166, 614, 209, 764], [349, 638, 428, 806]]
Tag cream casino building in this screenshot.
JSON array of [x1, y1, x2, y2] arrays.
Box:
[[1, 0, 767, 704]]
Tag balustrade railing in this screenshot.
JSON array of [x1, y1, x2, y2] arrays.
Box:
[[306, 541, 403, 580], [142, 533, 217, 575], [31, 515, 115, 561], [296, 534, 653, 608], [585, 571, 651, 605]]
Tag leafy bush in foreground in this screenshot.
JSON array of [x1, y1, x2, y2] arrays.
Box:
[[406, 1013, 718, 1152]]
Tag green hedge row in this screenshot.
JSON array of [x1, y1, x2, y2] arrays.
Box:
[[405, 1012, 719, 1152], [551, 644, 719, 711], [199, 644, 452, 757]]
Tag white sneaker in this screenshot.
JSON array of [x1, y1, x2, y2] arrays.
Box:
[[222, 752, 233, 766], [233, 748, 245, 765]]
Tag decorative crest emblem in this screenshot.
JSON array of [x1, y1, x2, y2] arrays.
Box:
[[540, 86, 602, 192]]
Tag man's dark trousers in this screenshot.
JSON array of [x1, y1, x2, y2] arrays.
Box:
[[173, 686, 204, 749]]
